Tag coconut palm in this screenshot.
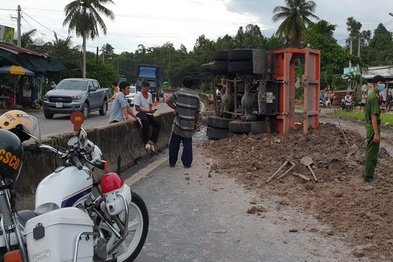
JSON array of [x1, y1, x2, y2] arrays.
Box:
[[272, 0, 319, 47], [52, 32, 73, 49], [63, 0, 114, 78], [20, 29, 37, 48]]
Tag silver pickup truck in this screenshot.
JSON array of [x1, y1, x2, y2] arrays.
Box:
[[43, 78, 108, 119]]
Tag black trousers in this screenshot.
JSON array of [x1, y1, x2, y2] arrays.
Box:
[[169, 132, 193, 167], [137, 112, 161, 144]]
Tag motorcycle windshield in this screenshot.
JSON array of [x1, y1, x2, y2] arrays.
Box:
[[21, 114, 41, 144]]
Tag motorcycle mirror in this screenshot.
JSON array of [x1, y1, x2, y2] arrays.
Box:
[[70, 111, 84, 133], [67, 136, 79, 147]]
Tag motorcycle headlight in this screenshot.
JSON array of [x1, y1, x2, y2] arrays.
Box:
[[103, 184, 131, 216]]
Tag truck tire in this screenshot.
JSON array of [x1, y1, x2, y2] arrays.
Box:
[[214, 50, 228, 61], [82, 102, 89, 119], [228, 49, 253, 61], [228, 61, 253, 74], [99, 101, 108, 115], [212, 61, 228, 75], [228, 120, 251, 134], [44, 111, 54, 119], [207, 116, 231, 129], [206, 126, 231, 140]]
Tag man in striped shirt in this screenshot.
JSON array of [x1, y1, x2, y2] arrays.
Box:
[[166, 76, 201, 168]]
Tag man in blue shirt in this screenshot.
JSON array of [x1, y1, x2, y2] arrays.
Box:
[[109, 81, 137, 124]]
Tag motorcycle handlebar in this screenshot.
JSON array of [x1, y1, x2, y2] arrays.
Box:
[[28, 142, 102, 170], [72, 154, 83, 170], [38, 144, 68, 157]]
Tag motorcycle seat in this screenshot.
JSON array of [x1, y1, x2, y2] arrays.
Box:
[[0, 202, 61, 236], [34, 202, 60, 216], [0, 203, 61, 236], [17, 210, 37, 227]]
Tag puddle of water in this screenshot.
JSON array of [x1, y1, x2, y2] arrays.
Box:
[[194, 126, 207, 141]]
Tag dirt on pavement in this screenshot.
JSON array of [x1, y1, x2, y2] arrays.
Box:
[[201, 114, 393, 261]]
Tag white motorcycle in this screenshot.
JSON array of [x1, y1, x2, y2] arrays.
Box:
[[0, 111, 148, 262]]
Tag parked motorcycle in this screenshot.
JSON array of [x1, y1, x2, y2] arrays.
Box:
[[0, 110, 149, 261]]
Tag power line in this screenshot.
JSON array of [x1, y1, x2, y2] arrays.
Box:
[[21, 10, 58, 37], [383, 18, 393, 26], [21, 16, 35, 31], [23, 7, 63, 13], [20, 9, 121, 50]]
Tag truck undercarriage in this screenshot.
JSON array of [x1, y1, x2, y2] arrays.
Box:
[[203, 48, 320, 139]]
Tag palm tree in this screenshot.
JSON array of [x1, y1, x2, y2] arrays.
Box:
[[20, 29, 37, 48], [100, 43, 115, 62], [53, 32, 73, 50], [272, 0, 319, 47], [63, 0, 114, 78]]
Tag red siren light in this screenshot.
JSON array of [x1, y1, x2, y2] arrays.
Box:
[[100, 172, 124, 194]]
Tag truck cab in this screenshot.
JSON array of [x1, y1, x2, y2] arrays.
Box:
[[135, 64, 161, 100]]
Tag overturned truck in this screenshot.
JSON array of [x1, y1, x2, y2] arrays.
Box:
[[203, 48, 321, 139]]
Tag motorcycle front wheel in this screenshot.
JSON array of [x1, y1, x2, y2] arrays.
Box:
[[110, 191, 149, 262]]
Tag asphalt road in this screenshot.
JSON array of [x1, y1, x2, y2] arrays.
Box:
[[126, 146, 359, 262], [13, 101, 172, 138], [5, 103, 365, 261]]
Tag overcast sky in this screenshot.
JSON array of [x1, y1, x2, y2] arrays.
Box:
[[1, 0, 392, 54]]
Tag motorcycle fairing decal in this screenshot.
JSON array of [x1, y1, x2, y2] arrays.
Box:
[[61, 187, 92, 207]]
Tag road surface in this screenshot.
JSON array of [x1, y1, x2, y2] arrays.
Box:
[[125, 146, 359, 262], [9, 101, 172, 138]]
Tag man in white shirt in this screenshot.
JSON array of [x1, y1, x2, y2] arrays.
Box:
[[134, 81, 161, 152]]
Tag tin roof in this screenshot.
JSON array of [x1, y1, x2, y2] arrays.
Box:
[[0, 43, 48, 58]]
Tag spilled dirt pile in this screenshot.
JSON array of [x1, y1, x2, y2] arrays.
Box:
[[202, 122, 393, 261]]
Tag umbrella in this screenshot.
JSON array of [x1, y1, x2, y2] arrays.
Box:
[[0, 65, 34, 76], [0, 65, 35, 108]]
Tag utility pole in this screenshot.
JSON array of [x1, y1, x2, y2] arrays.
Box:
[[17, 5, 21, 47], [357, 37, 361, 74], [357, 38, 361, 58], [96, 47, 99, 62], [349, 37, 353, 68]]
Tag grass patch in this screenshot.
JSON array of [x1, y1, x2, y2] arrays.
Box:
[[334, 110, 393, 126]]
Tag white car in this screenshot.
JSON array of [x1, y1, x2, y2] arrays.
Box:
[[126, 86, 137, 106]]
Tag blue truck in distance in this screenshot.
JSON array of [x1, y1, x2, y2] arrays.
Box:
[[135, 64, 161, 100]]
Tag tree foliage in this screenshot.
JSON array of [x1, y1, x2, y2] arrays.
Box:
[[86, 60, 116, 87], [20, 29, 37, 48], [20, 0, 393, 93], [345, 17, 371, 57], [303, 20, 353, 88], [272, 0, 319, 47], [366, 24, 393, 64], [63, 0, 114, 78]]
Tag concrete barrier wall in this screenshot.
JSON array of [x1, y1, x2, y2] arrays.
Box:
[[16, 112, 174, 195]]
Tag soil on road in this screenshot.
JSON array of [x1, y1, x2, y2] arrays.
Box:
[[133, 147, 358, 261], [202, 110, 393, 261]]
